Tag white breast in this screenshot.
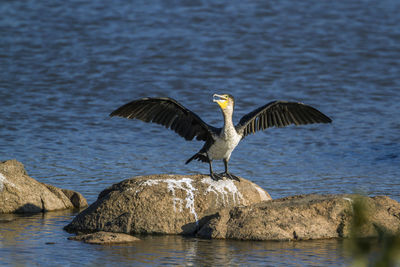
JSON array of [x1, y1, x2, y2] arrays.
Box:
[[207, 127, 242, 160]]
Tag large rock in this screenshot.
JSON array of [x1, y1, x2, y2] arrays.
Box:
[[197, 194, 400, 240], [64, 174, 271, 235], [0, 160, 87, 213]]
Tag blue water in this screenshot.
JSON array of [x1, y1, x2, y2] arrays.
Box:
[[1, 0, 399, 265]]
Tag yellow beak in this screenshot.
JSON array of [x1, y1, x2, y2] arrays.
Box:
[[213, 94, 228, 109]]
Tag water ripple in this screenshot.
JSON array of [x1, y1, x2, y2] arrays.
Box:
[[1, 0, 400, 265]]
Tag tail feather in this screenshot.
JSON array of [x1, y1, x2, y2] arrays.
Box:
[[185, 153, 209, 164]]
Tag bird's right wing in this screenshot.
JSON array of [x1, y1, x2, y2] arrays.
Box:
[[110, 97, 218, 141], [235, 100, 332, 138]]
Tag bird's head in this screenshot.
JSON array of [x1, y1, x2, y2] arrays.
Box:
[[213, 94, 235, 110]]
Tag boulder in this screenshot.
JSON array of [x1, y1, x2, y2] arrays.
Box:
[[68, 231, 140, 244], [64, 174, 271, 235], [197, 194, 400, 240], [0, 160, 88, 213]]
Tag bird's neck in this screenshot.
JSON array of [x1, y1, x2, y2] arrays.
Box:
[[221, 109, 235, 136]]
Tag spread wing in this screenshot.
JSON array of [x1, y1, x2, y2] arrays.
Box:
[[235, 101, 332, 138], [110, 97, 218, 141]]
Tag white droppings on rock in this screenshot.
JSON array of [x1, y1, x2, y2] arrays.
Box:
[[0, 173, 4, 191], [136, 178, 198, 222], [0, 173, 16, 191], [133, 179, 160, 193], [343, 197, 354, 212], [167, 178, 198, 222], [343, 197, 353, 203], [201, 177, 244, 206], [140, 179, 161, 187], [253, 184, 270, 201]]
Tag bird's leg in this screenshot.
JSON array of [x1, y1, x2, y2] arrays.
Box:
[[208, 156, 222, 181], [222, 158, 240, 182]]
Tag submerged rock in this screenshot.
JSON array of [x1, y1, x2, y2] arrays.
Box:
[[0, 160, 88, 213], [197, 194, 400, 240], [64, 174, 271, 235], [68, 231, 139, 244]]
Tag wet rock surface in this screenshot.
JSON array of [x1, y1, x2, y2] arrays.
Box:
[[64, 174, 271, 235], [68, 231, 140, 244], [0, 160, 88, 213], [197, 194, 400, 241]]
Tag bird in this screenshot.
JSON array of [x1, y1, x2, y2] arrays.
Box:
[[110, 94, 332, 181]]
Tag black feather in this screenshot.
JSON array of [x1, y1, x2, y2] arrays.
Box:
[[236, 101, 332, 138], [110, 97, 218, 142]]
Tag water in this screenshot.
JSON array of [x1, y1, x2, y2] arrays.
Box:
[[1, 0, 399, 265], [0, 211, 351, 266]]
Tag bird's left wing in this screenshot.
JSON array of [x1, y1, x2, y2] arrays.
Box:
[[110, 97, 218, 141], [235, 101, 332, 138]]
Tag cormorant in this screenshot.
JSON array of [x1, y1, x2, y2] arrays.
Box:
[[110, 94, 331, 181]]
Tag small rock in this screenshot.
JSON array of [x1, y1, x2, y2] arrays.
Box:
[[68, 231, 140, 244], [0, 160, 88, 213], [61, 188, 88, 209]]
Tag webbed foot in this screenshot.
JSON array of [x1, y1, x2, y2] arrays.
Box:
[[210, 172, 224, 181]]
